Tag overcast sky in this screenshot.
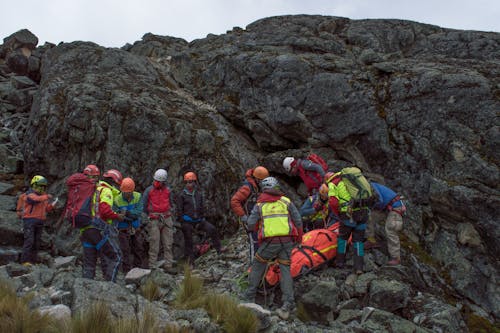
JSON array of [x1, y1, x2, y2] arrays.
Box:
[[2, 0, 499, 48]]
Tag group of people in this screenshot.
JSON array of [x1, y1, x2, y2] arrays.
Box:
[[16, 165, 226, 282], [16, 154, 405, 320]]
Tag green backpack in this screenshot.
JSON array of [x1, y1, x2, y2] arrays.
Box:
[[339, 167, 374, 207]]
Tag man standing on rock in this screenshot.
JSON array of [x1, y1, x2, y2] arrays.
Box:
[[142, 168, 175, 270], [176, 171, 225, 267], [230, 166, 269, 264], [17, 175, 56, 266], [244, 176, 303, 320], [113, 177, 143, 272], [365, 181, 406, 266], [79, 165, 124, 282]]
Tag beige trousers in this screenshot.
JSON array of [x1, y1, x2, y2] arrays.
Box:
[[147, 215, 174, 268], [385, 210, 403, 259]]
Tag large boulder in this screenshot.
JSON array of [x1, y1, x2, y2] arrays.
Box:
[[368, 278, 411, 312]]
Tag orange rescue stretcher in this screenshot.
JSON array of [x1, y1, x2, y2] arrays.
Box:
[[265, 222, 346, 286]]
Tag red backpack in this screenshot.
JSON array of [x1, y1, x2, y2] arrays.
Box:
[[63, 173, 98, 228], [307, 153, 328, 172]]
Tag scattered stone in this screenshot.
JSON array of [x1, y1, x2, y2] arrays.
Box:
[[125, 267, 151, 284], [368, 279, 410, 312], [38, 304, 71, 321], [53, 256, 76, 269]]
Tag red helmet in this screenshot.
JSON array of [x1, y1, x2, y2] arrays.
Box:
[[183, 172, 197, 181], [83, 164, 100, 176], [103, 169, 123, 185]]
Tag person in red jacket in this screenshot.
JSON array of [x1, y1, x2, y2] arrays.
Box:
[[230, 166, 269, 263], [142, 168, 175, 270], [17, 175, 56, 265], [282, 157, 326, 195]]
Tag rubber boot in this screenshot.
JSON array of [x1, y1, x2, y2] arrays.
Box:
[[335, 253, 346, 268], [353, 254, 364, 274]]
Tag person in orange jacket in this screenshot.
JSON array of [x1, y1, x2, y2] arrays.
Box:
[[230, 166, 269, 262], [16, 175, 56, 265]]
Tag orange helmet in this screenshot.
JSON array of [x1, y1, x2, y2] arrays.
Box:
[[83, 164, 100, 176], [252, 166, 269, 180], [319, 184, 329, 198], [184, 172, 197, 181], [324, 171, 335, 183], [103, 169, 123, 185], [120, 177, 135, 192]]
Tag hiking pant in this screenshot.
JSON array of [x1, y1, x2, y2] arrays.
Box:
[[147, 215, 174, 268], [118, 230, 132, 272], [80, 227, 121, 282], [181, 220, 221, 263], [247, 231, 259, 264], [131, 227, 147, 268], [246, 241, 295, 306], [385, 210, 403, 259], [21, 218, 44, 263]]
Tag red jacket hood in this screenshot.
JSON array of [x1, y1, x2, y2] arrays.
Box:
[[257, 190, 284, 203], [244, 168, 258, 190]]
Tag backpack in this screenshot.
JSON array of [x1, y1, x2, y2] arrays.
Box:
[[339, 167, 374, 207], [63, 173, 98, 228], [306, 153, 328, 172]]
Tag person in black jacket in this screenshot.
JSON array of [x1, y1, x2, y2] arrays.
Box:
[[176, 171, 224, 266]]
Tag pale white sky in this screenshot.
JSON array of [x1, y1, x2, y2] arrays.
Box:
[[1, 0, 499, 48]]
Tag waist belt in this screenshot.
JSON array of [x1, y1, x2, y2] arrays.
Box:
[[149, 213, 171, 219]]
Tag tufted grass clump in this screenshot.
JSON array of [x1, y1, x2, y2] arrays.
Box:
[[71, 302, 114, 333], [141, 278, 164, 301], [222, 302, 258, 333], [173, 265, 205, 309], [0, 279, 58, 333], [296, 301, 312, 322]]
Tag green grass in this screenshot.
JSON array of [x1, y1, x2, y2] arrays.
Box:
[[173, 267, 258, 332], [141, 278, 164, 301], [173, 265, 205, 309], [0, 279, 58, 333]]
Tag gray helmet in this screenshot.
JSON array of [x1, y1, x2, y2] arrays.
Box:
[[260, 176, 279, 190], [153, 169, 168, 182]]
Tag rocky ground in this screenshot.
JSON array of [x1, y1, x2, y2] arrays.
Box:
[[0, 15, 499, 332]]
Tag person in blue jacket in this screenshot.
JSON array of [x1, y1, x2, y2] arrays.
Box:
[[114, 177, 143, 272], [299, 184, 331, 231], [366, 181, 406, 265]]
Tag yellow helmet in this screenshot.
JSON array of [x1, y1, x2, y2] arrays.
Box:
[[30, 175, 48, 187]]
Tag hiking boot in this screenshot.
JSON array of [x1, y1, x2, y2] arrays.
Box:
[[364, 239, 381, 250], [276, 302, 295, 320], [387, 258, 401, 266], [353, 254, 364, 274]]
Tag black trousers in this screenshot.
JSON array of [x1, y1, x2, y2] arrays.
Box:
[[80, 228, 121, 282], [181, 220, 220, 262], [118, 231, 132, 272], [22, 218, 44, 263], [131, 228, 147, 269]]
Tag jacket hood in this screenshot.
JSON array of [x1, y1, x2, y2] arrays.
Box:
[[258, 189, 284, 203], [244, 168, 258, 189]]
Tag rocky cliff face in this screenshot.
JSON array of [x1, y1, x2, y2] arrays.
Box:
[[0, 15, 499, 330]]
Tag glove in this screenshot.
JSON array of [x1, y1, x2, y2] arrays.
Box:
[[240, 215, 248, 223], [131, 220, 141, 229], [294, 228, 304, 244]]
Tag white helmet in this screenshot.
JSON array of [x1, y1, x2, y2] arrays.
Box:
[[153, 169, 168, 182], [282, 157, 295, 172], [260, 176, 279, 190]]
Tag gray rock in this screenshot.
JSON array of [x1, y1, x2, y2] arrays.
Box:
[[456, 222, 482, 247], [2, 29, 39, 51], [53, 256, 76, 269], [368, 279, 410, 312], [38, 304, 71, 321], [125, 267, 151, 284], [300, 280, 340, 323], [72, 278, 138, 318], [0, 182, 14, 194]]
